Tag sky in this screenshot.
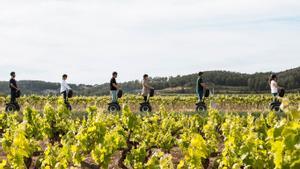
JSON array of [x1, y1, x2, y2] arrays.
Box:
[[0, 0, 299, 84]]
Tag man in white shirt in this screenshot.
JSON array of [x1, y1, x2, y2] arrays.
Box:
[[269, 74, 281, 101], [270, 80, 278, 94], [61, 74, 71, 105]]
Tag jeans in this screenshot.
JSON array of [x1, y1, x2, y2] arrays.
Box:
[[10, 90, 17, 103], [197, 90, 204, 102], [111, 90, 118, 103], [61, 91, 68, 104]]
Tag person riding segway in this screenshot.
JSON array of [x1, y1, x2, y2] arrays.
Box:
[[6, 72, 21, 112], [140, 74, 155, 112], [108, 72, 122, 112], [60, 74, 73, 110], [195, 72, 209, 112], [269, 74, 284, 112]]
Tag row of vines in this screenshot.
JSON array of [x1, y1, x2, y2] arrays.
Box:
[[0, 97, 299, 168]]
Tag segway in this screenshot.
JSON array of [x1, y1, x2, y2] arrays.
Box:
[[270, 101, 281, 112], [270, 88, 285, 112], [65, 90, 73, 111], [6, 90, 21, 113], [140, 88, 154, 112], [5, 102, 21, 113], [108, 90, 123, 112], [196, 89, 210, 112]]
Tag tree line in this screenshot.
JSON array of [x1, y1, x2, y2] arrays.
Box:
[[0, 67, 299, 96]]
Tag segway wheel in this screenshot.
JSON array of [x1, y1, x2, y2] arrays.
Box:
[[271, 105, 281, 112], [196, 102, 207, 112], [64, 102, 72, 111], [6, 104, 17, 113], [108, 103, 120, 112], [140, 103, 152, 112], [274, 106, 280, 112], [196, 105, 206, 112], [67, 104, 72, 111], [270, 101, 281, 112]]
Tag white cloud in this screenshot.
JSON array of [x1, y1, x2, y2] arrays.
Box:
[[0, 0, 299, 84]]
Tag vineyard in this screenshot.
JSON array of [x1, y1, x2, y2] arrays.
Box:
[[1, 94, 300, 113], [0, 94, 300, 169]]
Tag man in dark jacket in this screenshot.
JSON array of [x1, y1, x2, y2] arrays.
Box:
[[196, 72, 207, 102], [9, 72, 19, 103]]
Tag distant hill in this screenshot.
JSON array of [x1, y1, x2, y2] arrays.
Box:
[[0, 67, 299, 96]]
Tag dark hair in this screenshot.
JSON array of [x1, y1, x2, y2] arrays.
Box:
[[143, 74, 148, 79], [62, 74, 68, 78], [112, 72, 118, 76], [269, 74, 277, 84], [10, 72, 15, 76], [198, 72, 204, 76]]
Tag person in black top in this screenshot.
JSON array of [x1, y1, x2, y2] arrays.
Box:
[[110, 72, 120, 102], [196, 72, 207, 102], [9, 72, 19, 103]]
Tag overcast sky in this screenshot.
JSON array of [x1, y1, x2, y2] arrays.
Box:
[[0, 0, 299, 84]]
